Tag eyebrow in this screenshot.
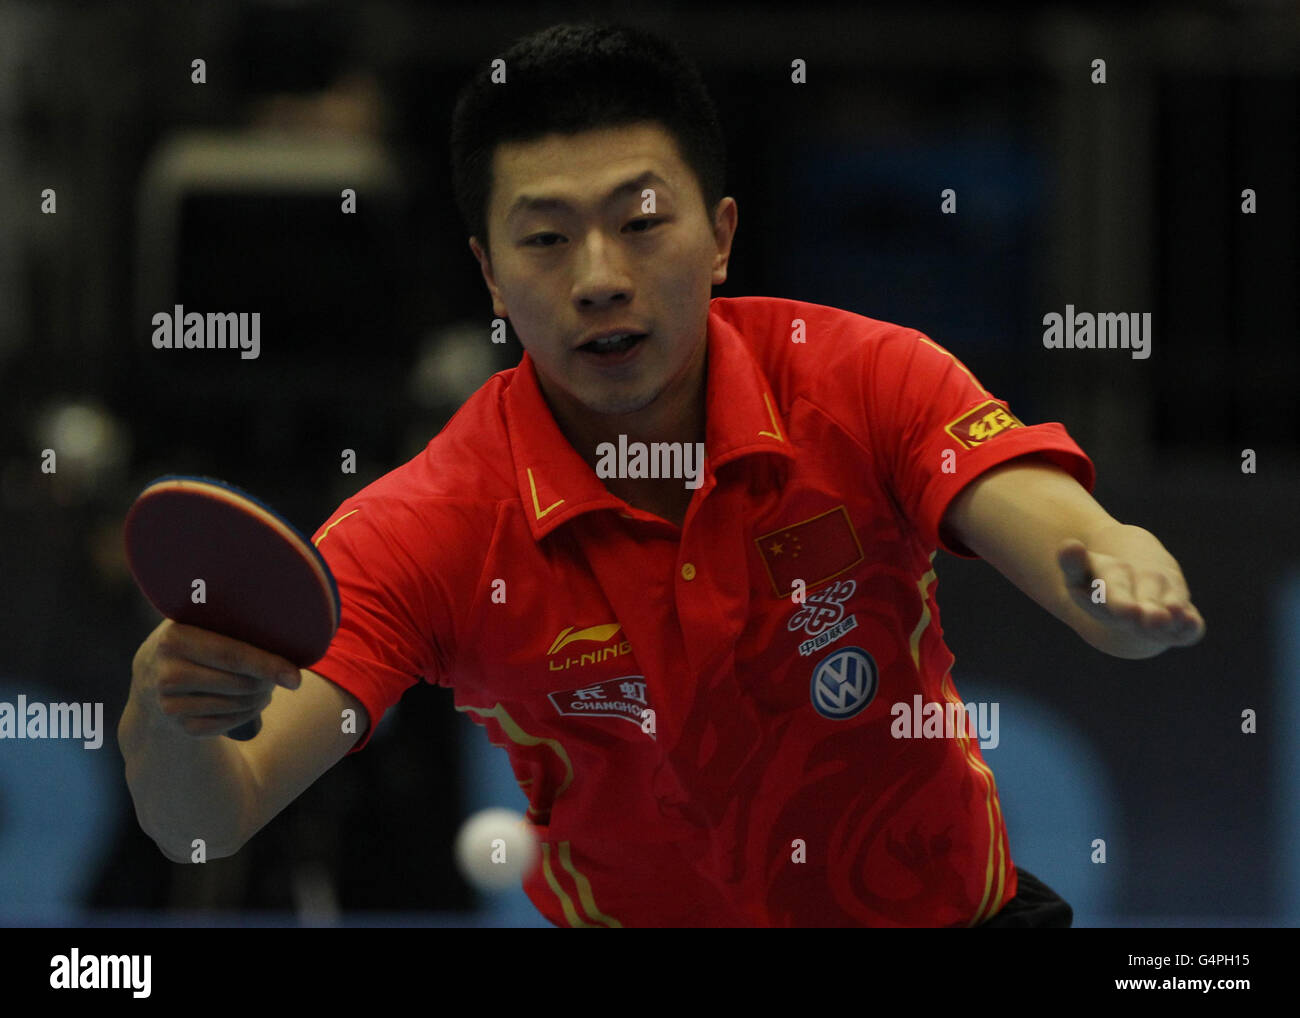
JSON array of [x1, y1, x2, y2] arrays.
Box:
[[505, 170, 672, 224]]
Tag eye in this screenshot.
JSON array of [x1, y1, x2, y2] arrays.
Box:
[[625, 218, 661, 233], [523, 233, 564, 247]]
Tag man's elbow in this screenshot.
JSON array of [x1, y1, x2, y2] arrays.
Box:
[[151, 834, 245, 864], [135, 805, 247, 863]]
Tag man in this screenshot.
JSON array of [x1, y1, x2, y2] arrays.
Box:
[[121, 22, 1205, 927]]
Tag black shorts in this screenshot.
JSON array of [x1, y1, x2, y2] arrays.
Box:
[[976, 867, 1074, 928]]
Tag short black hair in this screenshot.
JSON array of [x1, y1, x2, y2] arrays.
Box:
[[450, 21, 726, 256]]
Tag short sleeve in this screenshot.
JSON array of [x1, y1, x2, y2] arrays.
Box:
[[308, 500, 445, 753], [866, 330, 1096, 559]]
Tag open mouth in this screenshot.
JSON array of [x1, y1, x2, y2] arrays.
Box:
[[579, 332, 647, 355]]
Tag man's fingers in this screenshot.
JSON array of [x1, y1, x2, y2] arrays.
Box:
[[1133, 570, 1169, 606], [1058, 535, 1206, 652], [158, 621, 301, 688], [1063, 550, 1162, 628], [1163, 601, 1207, 644], [180, 706, 268, 738], [1060, 541, 1149, 617], [1059, 541, 1127, 619], [1096, 562, 1139, 618], [160, 690, 273, 719], [1096, 565, 1204, 640], [1057, 540, 1093, 589], [156, 658, 266, 698]]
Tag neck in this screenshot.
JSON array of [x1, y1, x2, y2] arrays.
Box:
[[542, 341, 708, 471], [536, 338, 709, 526]]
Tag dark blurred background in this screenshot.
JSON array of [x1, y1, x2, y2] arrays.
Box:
[[0, 0, 1295, 926]]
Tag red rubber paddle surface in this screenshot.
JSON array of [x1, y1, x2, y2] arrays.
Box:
[[124, 477, 338, 667]]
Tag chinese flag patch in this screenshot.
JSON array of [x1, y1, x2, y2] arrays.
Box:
[[755, 505, 864, 598]]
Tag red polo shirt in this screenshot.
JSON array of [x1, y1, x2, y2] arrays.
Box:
[[308, 295, 1095, 927]]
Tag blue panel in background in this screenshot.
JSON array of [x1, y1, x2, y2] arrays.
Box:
[[943, 676, 1118, 926], [772, 138, 1044, 338], [0, 680, 120, 914], [769, 136, 1046, 416]]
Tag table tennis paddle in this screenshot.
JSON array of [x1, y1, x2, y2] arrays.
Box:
[[123, 474, 340, 740]]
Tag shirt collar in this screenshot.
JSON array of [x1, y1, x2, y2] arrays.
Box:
[[505, 302, 795, 541]]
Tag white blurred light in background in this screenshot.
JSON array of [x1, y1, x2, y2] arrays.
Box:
[[32, 399, 129, 500]]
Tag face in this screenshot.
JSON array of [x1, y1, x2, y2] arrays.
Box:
[[470, 122, 737, 420]]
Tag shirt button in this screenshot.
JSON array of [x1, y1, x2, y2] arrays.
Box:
[[681, 562, 697, 581]]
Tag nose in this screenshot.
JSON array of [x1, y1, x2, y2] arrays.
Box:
[[571, 229, 633, 308]]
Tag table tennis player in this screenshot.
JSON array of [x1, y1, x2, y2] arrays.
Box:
[[120, 21, 1205, 927]]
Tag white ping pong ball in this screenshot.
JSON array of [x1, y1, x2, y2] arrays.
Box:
[[454, 807, 540, 891]]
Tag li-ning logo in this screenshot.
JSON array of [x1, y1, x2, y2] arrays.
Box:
[[810, 646, 878, 720], [547, 623, 632, 672], [788, 579, 858, 657]]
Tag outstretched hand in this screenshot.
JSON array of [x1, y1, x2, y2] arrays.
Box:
[[1058, 524, 1206, 655]]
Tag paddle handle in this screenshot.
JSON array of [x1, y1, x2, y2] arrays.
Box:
[[227, 717, 262, 741]]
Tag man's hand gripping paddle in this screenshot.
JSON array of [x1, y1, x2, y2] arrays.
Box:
[[124, 475, 339, 740]]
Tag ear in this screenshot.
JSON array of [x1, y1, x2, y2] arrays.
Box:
[[710, 197, 738, 286], [469, 236, 508, 318]]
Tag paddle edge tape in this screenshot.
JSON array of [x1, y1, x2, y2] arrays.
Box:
[[126, 473, 341, 632]]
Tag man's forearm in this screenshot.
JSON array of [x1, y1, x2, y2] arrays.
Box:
[[118, 693, 256, 861], [940, 459, 1205, 658]]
